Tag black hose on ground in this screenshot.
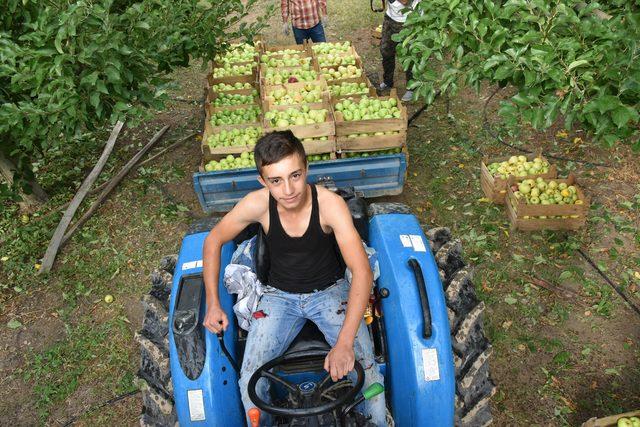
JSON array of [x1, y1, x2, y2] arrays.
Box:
[[577, 248, 640, 318], [61, 389, 140, 427]]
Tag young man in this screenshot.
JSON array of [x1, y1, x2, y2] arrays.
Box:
[[379, 0, 421, 102], [202, 131, 387, 426], [281, 0, 328, 45]]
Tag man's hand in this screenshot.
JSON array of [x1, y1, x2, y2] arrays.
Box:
[[324, 341, 355, 382], [203, 303, 229, 334], [321, 15, 328, 27], [282, 22, 290, 36]]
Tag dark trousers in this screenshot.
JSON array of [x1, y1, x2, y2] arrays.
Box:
[[292, 21, 326, 44], [380, 14, 413, 88]]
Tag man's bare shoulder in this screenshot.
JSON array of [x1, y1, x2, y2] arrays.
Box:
[[232, 188, 270, 220], [316, 186, 349, 221]]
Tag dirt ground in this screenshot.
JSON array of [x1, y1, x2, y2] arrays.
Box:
[[1, 1, 639, 426]]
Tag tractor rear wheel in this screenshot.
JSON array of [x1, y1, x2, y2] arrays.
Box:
[[368, 203, 496, 426], [136, 254, 178, 427]]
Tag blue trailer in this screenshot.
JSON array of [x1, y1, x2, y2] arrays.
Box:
[[193, 153, 407, 213]]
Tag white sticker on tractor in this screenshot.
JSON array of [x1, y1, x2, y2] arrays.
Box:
[[182, 260, 203, 271], [187, 389, 206, 421], [399, 235, 412, 248], [409, 235, 427, 252], [422, 348, 440, 381]]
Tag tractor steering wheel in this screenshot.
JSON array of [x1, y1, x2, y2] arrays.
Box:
[[247, 349, 365, 418]]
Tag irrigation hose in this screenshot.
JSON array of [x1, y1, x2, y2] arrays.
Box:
[[577, 248, 640, 318], [62, 389, 140, 426]]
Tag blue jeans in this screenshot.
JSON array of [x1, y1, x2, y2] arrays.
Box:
[[238, 279, 387, 427], [292, 22, 326, 44]]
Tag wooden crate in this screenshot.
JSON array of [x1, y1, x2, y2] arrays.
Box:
[[207, 87, 259, 109], [201, 123, 262, 162], [263, 91, 331, 110], [200, 151, 256, 173], [314, 45, 360, 68], [505, 174, 589, 231], [262, 97, 335, 139], [581, 410, 640, 427], [337, 131, 406, 152], [258, 58, 321, 79], [205, 105, 263, 135], [332, 89, 408, 137], [210, 57, 258, 73], [207, 67, 258, 87], [328, 75, 375, 99], [308, 41, 355, 55], [206, 84, 258, 101], [320, 55, 365, 84], [480, 151, 557, 204], [259, 40, 312, 58], [300, 136, 336, 155], [261, 80, 329, 108]]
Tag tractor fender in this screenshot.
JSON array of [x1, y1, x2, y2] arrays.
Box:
[[168, 232, 245, 426], [368, 213, 456, 426]]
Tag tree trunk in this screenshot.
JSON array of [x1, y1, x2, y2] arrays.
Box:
[[0, 150, 49, 211]]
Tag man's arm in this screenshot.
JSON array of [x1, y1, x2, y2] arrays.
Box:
[[322, 193, 373, 381], [281, 0, 289, 22], [202, 191, 266, 333], [319, 0, 327, 16]]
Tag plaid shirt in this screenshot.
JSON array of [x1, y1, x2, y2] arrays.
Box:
[[282, 0, 327, 30]]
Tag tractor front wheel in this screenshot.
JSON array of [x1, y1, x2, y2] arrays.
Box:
[[136, 255, 178, 426]]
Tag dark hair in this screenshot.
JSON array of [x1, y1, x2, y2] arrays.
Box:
[[254, 130, 307, 174]]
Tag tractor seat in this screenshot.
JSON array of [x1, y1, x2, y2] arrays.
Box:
[[284, 320, 331, 355]]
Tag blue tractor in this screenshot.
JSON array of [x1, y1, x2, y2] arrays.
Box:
[[136, 199, 495, 426]]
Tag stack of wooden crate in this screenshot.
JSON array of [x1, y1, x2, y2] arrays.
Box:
[[201, 40, 409, 171]]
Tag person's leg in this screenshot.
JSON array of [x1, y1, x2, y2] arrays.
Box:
[[292, 26, 306, 45], [239, 290, 306, 426], [380, 15, 398, 88], [308, 22, 327, 43], [305, 280, 388, 427]]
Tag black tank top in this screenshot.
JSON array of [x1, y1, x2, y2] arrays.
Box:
[[266, 184, 344, 293]]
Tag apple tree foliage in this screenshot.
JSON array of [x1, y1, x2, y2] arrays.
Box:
[[0, 0, 271, 201], [397, 0, 640, 149]]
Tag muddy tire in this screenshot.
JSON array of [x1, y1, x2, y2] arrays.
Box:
[[427, 228, 496, 427], [369, 203, 495, 425], [137, 255, 178, 427]]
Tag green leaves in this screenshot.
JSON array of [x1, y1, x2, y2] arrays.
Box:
[[398, 0, 640, 148], [2, 0, 270, 199]]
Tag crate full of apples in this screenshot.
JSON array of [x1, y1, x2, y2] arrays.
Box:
[[481, 152, 558, 204], [332, 91, 407, 137], [505, 174, 589, 231]]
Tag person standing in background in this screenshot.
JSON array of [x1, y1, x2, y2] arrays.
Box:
[[379, 0, 420, 102], [281, 0, 328, 44]]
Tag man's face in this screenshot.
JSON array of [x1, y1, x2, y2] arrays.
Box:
[[258, 154, 308, 209]]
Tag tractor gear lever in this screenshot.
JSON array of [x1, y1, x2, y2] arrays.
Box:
[[217, 331, 241, 373]]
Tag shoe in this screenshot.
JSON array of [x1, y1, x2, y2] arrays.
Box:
[[379, 82, 392, 91], [401, 90, 414, 102]]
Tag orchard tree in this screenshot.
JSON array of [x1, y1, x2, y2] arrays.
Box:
[[397, 0, 640, 148], [0, 0, 271, 208]]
